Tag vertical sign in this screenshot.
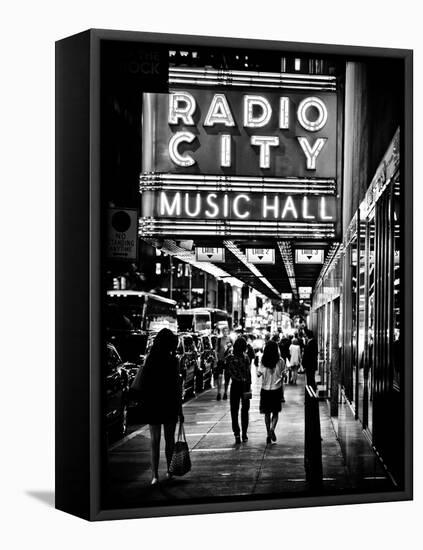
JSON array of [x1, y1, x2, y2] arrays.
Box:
[[108, 208, 138, 260]]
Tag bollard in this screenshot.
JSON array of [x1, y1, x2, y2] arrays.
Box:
[[304, 384, 323, 490]]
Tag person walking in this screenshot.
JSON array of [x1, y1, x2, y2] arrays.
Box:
[[138, 328, 184, 485], [303, 329, 318, 391], [279, 334, 291, 386], [226, 337, 252, 444], [258, 340, 285, 444], [289, 337, 302, 385], [214, 326, 232, 400], [272, 333, 285, 402]]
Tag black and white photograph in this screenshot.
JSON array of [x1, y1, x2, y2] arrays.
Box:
[[73, 32, 412, 514], [4, 1, 422, 547]]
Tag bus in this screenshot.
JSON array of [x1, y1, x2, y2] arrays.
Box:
[[106, 290, 177, 364], [177, 307, 231, 334], [177, 308, 211, 334]]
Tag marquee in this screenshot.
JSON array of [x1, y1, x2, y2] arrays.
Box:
[[140, 68, 339, 239]]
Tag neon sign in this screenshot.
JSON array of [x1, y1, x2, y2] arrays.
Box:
[[149, 191, 336, 222], [140, 76, 339, 239], [143, 88, 337, 178], [167, 92, 329, 170]]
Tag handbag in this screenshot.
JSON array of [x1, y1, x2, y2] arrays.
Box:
[[128, 364, 144, 402], [130, 364, 144, 392], [169, 421, 191, 476], [242, 379, 252, 400]]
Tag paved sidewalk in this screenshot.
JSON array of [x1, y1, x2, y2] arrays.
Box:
[[104, 370, 357, 508]]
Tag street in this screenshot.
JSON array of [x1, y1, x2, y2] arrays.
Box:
[[104, 369, 392, 509]]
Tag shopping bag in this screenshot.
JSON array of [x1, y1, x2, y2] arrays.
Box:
[[169, 421, 191, 476], [242, 379, 252, 400]]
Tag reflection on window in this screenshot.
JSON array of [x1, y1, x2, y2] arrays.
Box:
[[392, 179, 401, 392]]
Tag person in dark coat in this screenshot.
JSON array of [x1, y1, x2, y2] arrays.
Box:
[[226, 337, 252, 444], [302, 329, 318, 391], [279, 335, 291, 388], [138, 328, 183, 485]]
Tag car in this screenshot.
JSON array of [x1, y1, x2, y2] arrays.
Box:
[[176, 333, 200, 400], [105, 342, 131, 441], [193, 334, 216, 391]]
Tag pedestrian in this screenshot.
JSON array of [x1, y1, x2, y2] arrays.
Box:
[[226, 337, 252, 444], [138, 328, 184, 486], [246, 336, 256, 366], [303, 329, 318, 391], [214, 326, 232, 400], [289, 337, 302, 385], [279, 334, 291, 382], [271, 333, 285, 402], [258, 340, 285, 444]]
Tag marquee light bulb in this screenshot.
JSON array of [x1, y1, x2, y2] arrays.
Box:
[[297, 96, 328, 132], [169, 132, 196, 167], [250, 136, 279, 168], [243, 95, 272, 128], [168, 92, 196, 125], [204, 94, 235, 127]]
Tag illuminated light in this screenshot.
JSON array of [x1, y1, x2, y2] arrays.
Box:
[[243, 95, 272, 128], [140, 172, 337, 195], [279, 97, 289, 129], [277, 241, 298, 296], [169, 132, 196, 167], [184, 193, 201, 217], [223, 241, 280, 298], [299, 286, 312, 294], [250, 136, 279, 169], [204, 94, 235, 127], [263, 195, 279, 218], [297, 97, 328, 131], [168, 91, 196, 125], [160, 191, 181, 216], [320, 196, 333, 220], [205, 193, 219, 217], [233, 194, 250, 219], [168, 67, 337, 92], [220, 134, 231, 167], [281, 196, 298, 219], [297, 137, 327, 170], [302, 196, 315, 219], [223, 194, 229, 217]]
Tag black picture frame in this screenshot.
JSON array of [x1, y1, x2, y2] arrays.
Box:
[[55, 29, 413, 521]]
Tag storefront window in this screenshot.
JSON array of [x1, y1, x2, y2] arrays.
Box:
[[392, 180, 401, 391], [367, 210, 376, 433], [358, 219, 366, 424], [350, 238, 357, 410]]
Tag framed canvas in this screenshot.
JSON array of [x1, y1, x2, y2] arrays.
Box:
[[55, 29, 413, 521]]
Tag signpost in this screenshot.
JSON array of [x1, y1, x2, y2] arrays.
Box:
[[107, 208, 138, 261], [298, 286, 312, 299], [246, 248, 275, 264], [195, 247, 225, 262], [295, 249, 325, 264]]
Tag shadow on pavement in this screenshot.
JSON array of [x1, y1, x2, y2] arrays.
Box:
[[25, 490, 55, 508]]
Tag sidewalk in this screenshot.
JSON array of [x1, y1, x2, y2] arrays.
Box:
[[105, 370, 354, 508]]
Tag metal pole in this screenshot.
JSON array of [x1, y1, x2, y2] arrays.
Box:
[[188, 264, 192, 308], [169, 256, 173, 300]]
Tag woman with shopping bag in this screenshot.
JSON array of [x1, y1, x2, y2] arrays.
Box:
[[136, 328, 184, 486]]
